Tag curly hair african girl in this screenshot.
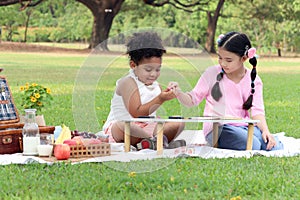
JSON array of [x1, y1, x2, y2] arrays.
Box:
[[102, 31, 185, 147], [212, 32, 257, 110]]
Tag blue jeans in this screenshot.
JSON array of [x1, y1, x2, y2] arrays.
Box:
[[205, 124, 284, 151]]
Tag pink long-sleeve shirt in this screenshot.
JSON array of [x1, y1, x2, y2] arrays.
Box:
[[188, 65, 265, 136]]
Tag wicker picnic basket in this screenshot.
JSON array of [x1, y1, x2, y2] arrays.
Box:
[[0, 75, 55, 154]]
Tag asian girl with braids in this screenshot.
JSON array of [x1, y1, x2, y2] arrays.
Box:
[[168, 31, 283, 151]]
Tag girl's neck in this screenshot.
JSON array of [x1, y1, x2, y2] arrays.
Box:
[[225, 66, 246, 83]]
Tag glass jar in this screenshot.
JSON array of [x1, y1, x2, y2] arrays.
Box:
[[22, 109, 40, 155]]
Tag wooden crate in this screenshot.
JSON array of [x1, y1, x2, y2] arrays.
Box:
[[69, 143, 111, 158]]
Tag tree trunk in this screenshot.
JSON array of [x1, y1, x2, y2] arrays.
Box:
[[275, 42, 282, 57], [205, 12, 217, 53], [204, 0, 225, 53], [277, 48, 281, 57], [90, 9, 112, 50], [76, 0, 125, 50], [23, 9, 32, 43]]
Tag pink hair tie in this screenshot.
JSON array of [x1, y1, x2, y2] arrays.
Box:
[[216, 34, 225, 44], [247, 47, 256, 58]]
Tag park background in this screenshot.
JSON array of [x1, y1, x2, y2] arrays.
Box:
[[0, 0, 299, 199], [0, 0, 299, 56]]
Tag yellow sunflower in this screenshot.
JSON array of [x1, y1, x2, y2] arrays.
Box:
[[30, 96, 37, 102], [46, 88, 51, 94], [34, 93, 41, 99]]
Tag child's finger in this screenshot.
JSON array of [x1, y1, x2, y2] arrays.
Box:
[[164, 87, 170, 92], [262, 134, 267, 143], [167, 81, 178, 89]]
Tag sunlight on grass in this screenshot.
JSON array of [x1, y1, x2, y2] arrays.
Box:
[[267, 100, 297, 107], [29, 42, 89, 49]]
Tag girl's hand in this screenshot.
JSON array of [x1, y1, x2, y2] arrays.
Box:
[[167, 81, 179, 90], [167, 82, 181, 96], [262, 131, 276, 150], [167, 81, 194, 107], [159, 88, 176, 101]]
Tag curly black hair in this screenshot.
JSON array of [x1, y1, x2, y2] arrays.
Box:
[[126, 32, 166, 65]]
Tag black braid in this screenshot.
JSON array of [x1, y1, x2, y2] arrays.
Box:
[[243, 57, 257, 110], [211, 69, 224, 101]]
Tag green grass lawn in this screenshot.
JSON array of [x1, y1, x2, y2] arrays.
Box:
[[0, 51, 299, 199]]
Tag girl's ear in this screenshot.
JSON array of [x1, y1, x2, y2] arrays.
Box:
[[129, 60, 136, 69], [241, 55, 248, 63]]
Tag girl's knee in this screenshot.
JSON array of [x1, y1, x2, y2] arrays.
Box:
[[218, 134, 248, 150], [163, 122, 185, 141], [111, 123, 125, 142]]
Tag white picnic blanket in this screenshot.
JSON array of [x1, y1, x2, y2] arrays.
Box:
[[0, 130, 299, 165]]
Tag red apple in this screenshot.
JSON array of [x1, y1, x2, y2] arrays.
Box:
[[54, 144, 70, 160], [63, 139, 77, 146]]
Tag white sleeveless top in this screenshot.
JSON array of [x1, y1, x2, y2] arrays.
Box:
[[102, 69, 161, 130]]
